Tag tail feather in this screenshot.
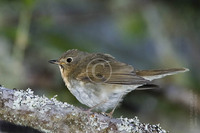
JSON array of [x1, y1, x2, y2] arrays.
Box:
[[136, 68, 189, 81], [136, 84, 160, 90]]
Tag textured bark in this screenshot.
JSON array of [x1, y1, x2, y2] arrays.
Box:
[[0, 86, 167, 133]]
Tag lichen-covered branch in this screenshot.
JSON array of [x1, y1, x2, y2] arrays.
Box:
[[0, 86, 167, 133]]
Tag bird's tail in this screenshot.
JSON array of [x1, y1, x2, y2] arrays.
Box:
[[136, 68, 189, 81]]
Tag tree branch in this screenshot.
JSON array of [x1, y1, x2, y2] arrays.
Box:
[[0, 86, 167, 133]]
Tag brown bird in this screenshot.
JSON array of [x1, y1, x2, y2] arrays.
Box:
[[49, 49, 189, 114]]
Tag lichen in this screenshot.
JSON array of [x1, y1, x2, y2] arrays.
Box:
[[12, 88, 73, 112], [117, 116, 167, 133], [117, 116, 139, 132], [86, 113, 109, 131], [0, 87, 168, 133]]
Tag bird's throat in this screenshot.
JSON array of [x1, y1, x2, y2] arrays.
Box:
[[59, 66, 71, 88]]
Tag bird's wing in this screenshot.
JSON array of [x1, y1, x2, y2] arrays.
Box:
[[76, 54, 149, 85]]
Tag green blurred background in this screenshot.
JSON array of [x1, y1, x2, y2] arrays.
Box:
[[0, 0, 199, 132]]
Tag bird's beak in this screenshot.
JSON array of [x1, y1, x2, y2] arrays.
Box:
[[48, 59, 60, 65]]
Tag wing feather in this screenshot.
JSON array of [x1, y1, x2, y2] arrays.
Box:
[[76, 53, 149, 85]]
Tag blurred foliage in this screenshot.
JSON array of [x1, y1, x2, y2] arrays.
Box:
[[0, 0, 200, 133]]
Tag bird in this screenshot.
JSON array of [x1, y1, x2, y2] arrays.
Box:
[[49, 49, 189, 114]]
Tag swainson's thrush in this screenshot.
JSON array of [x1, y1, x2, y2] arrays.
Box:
[[49, 49, 188, 112]]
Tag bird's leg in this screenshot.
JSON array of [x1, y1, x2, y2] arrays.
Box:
[[106, 93, 124, 118], [84, 100, 107, 116]]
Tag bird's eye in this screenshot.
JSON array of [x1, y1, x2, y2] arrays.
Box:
[[66, 57, 73, 63]]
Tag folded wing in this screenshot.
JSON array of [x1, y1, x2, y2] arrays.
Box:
[[76, 54, 148, 85]]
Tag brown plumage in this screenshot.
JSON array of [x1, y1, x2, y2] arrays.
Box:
[[49, 49, 189, 112]]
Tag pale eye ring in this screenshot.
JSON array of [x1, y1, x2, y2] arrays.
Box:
[[66, 57, 73, 63]]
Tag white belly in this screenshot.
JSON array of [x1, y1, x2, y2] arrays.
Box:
[[66, 79, 140, 111]]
